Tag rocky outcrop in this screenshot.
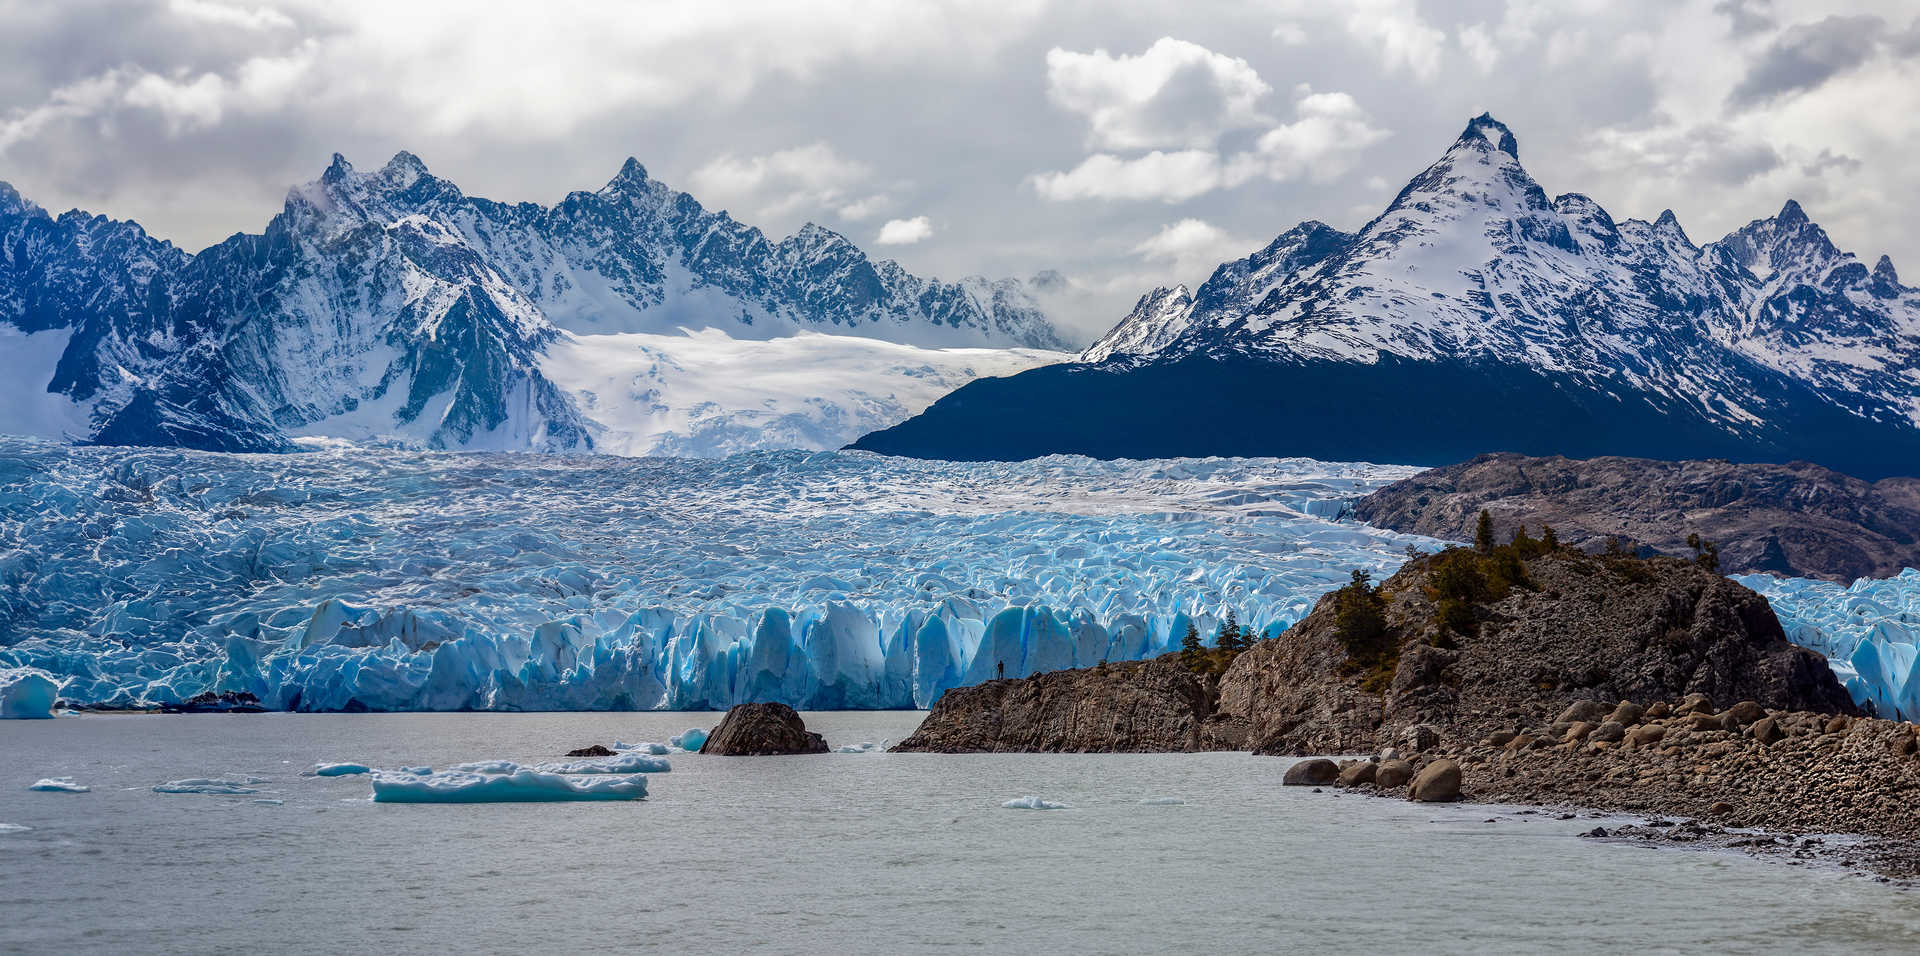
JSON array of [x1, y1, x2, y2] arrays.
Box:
[[892, 658, 1245, 753], [893, 547, 1853, 755], [157, 690, 267, 714], [698, 703, 829, 756], [1225, 548, 1856, 756], [1354, 452, 1920, 581]]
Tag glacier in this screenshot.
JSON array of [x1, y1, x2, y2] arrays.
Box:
[[5, 436, 1917, 717], [1737, 570, 1920, 721], [0, 438, 1435, 712]]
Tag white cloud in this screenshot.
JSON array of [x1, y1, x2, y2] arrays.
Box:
[[1032, 86, 1387, 201], [168, 0, 296, 32], [875, 215, 933, 245], [1458, 24, 1500, 72], [1031, 150, 1225, 202], [1045, 37, 1272, 150], [1227, 89, 1390, 185], [1133, 217, 1254, 281], [689, 142, 879, 221], [123, 72, 229, 132], [1341, 0, 1447, 79], [1272, 23, 1309, 46]]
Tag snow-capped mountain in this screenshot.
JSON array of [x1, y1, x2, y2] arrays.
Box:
[[0, 155, 1067, 453], [856, 115, 1920, 479]]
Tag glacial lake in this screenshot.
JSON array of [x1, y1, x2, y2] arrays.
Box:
[[6, 711, 1920, 954]]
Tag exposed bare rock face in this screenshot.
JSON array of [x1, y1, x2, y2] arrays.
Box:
[[699, 702, 829, 756], [892, 658, 1246, 753], [1354, 452, 1920, 582], [892, 548, 1853, 756], [1225, 549, 1857, 756]]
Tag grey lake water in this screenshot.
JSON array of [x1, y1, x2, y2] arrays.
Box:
[[5, 712, 1920, 955]]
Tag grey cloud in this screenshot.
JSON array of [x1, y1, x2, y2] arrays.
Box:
[[1727, 14, 1885, 108]]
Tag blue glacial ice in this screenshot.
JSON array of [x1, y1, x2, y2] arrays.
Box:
[[1002, 796, 1069, 810], [672, 728, 708, 751], [0, 439, 1440, 712], [369, 765, 649, 803], [536, 753, 673, 774], [5, 437, 1916, 716], [1738, 570, 1920, 720], [153, 777, 266, 795], [311, 763, 372, 777], [1, 667, 58, 718], [28, 777, 89, 793]]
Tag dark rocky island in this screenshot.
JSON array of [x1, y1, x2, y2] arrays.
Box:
[[700, 702, 830, 756], [1354, 452, 1920, 581], [895, 542, 1920, 876]]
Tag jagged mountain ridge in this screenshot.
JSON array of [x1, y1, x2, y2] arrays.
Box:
[[855, 115, 1920, 479], [0, 154, 1066, 452]]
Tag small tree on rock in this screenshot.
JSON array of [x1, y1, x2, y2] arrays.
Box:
[[1474, 509, 1495, 553]]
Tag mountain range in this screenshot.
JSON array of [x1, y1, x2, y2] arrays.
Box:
[[0, 153, 1067, 454], [854, 114, 1920, 480]]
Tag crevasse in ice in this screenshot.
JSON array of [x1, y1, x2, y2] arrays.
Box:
[[0, 439, 1434, 711], [1737, 570, 1920, 720]]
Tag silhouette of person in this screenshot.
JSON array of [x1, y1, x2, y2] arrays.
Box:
[[997, 661, 1005, 680]]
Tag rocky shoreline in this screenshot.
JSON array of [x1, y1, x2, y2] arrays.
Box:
[[895, 543, 1920, 880]]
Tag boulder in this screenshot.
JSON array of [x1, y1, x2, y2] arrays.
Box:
[[1400, 724, 1441, 752], [1725, 700, 1766, 727], [1408, 759, 1463, 802], [1825, 715, 1852, 734], [1558, 700, 1610, 724], [1563, 721, 1596, 743], [1283, 758, 1339, 786], [1375, 759, 1416, 788], [1589, 721, 1626, 744], [699, 702, 830, 756], [1751, 716, 1785, 745], [1606, 701, 1645, 726], [1643, 702, 1671, 720], [1337, 761, 1378, 787], [1625, 724, 1667, 748], [1677, 693, 1714, 716]]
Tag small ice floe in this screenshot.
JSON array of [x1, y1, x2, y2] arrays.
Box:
[[836, 741, 884, 753], [534, 753, 672, 775], [310, 763, 372, 777], [28, 777, 89, 793], [370, 764, 649, 803], [670, 728, 708, 752], [153, 776, 265, 795], [398, 766, 432, 775], [0, 823, 30, 833], [614, 741, 672, 755], [1002, 796, 1070, 810], [1139, 796, 1186, 806]]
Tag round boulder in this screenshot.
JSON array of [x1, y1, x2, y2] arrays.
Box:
[[1283, 758, 1339, 786], [1407, 759, 1463, 803], [1374, 759, 1415, 788]]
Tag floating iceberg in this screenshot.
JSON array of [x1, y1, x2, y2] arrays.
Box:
[[153, 777, 265, 795], [672, 728, 708, 751], [311, 763, 372, 777], [616, 741, 672, 755], [0, 823, 30, 833], [0, 667, 59, 719], [1002, 796, 1070, 810], [28, 777, 89, 793], [0, 441, 1439, 713], [535, 753, 672, 775], [369, 765, 649, 803]]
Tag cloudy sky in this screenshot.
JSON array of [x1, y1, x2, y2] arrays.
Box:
[[1, 0, 1915, 343]]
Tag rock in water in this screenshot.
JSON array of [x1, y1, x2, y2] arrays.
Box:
[[1408, 760, 1463, 802], [891, 657, 1240, 753], [565, 745, 616, 758], [1282, 758, 1339, 786], [700, 703, 829, 756], [1375, 759, 1416, 789]]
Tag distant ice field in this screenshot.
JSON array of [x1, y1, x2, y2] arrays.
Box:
[[0, 440, 1436, 712]]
